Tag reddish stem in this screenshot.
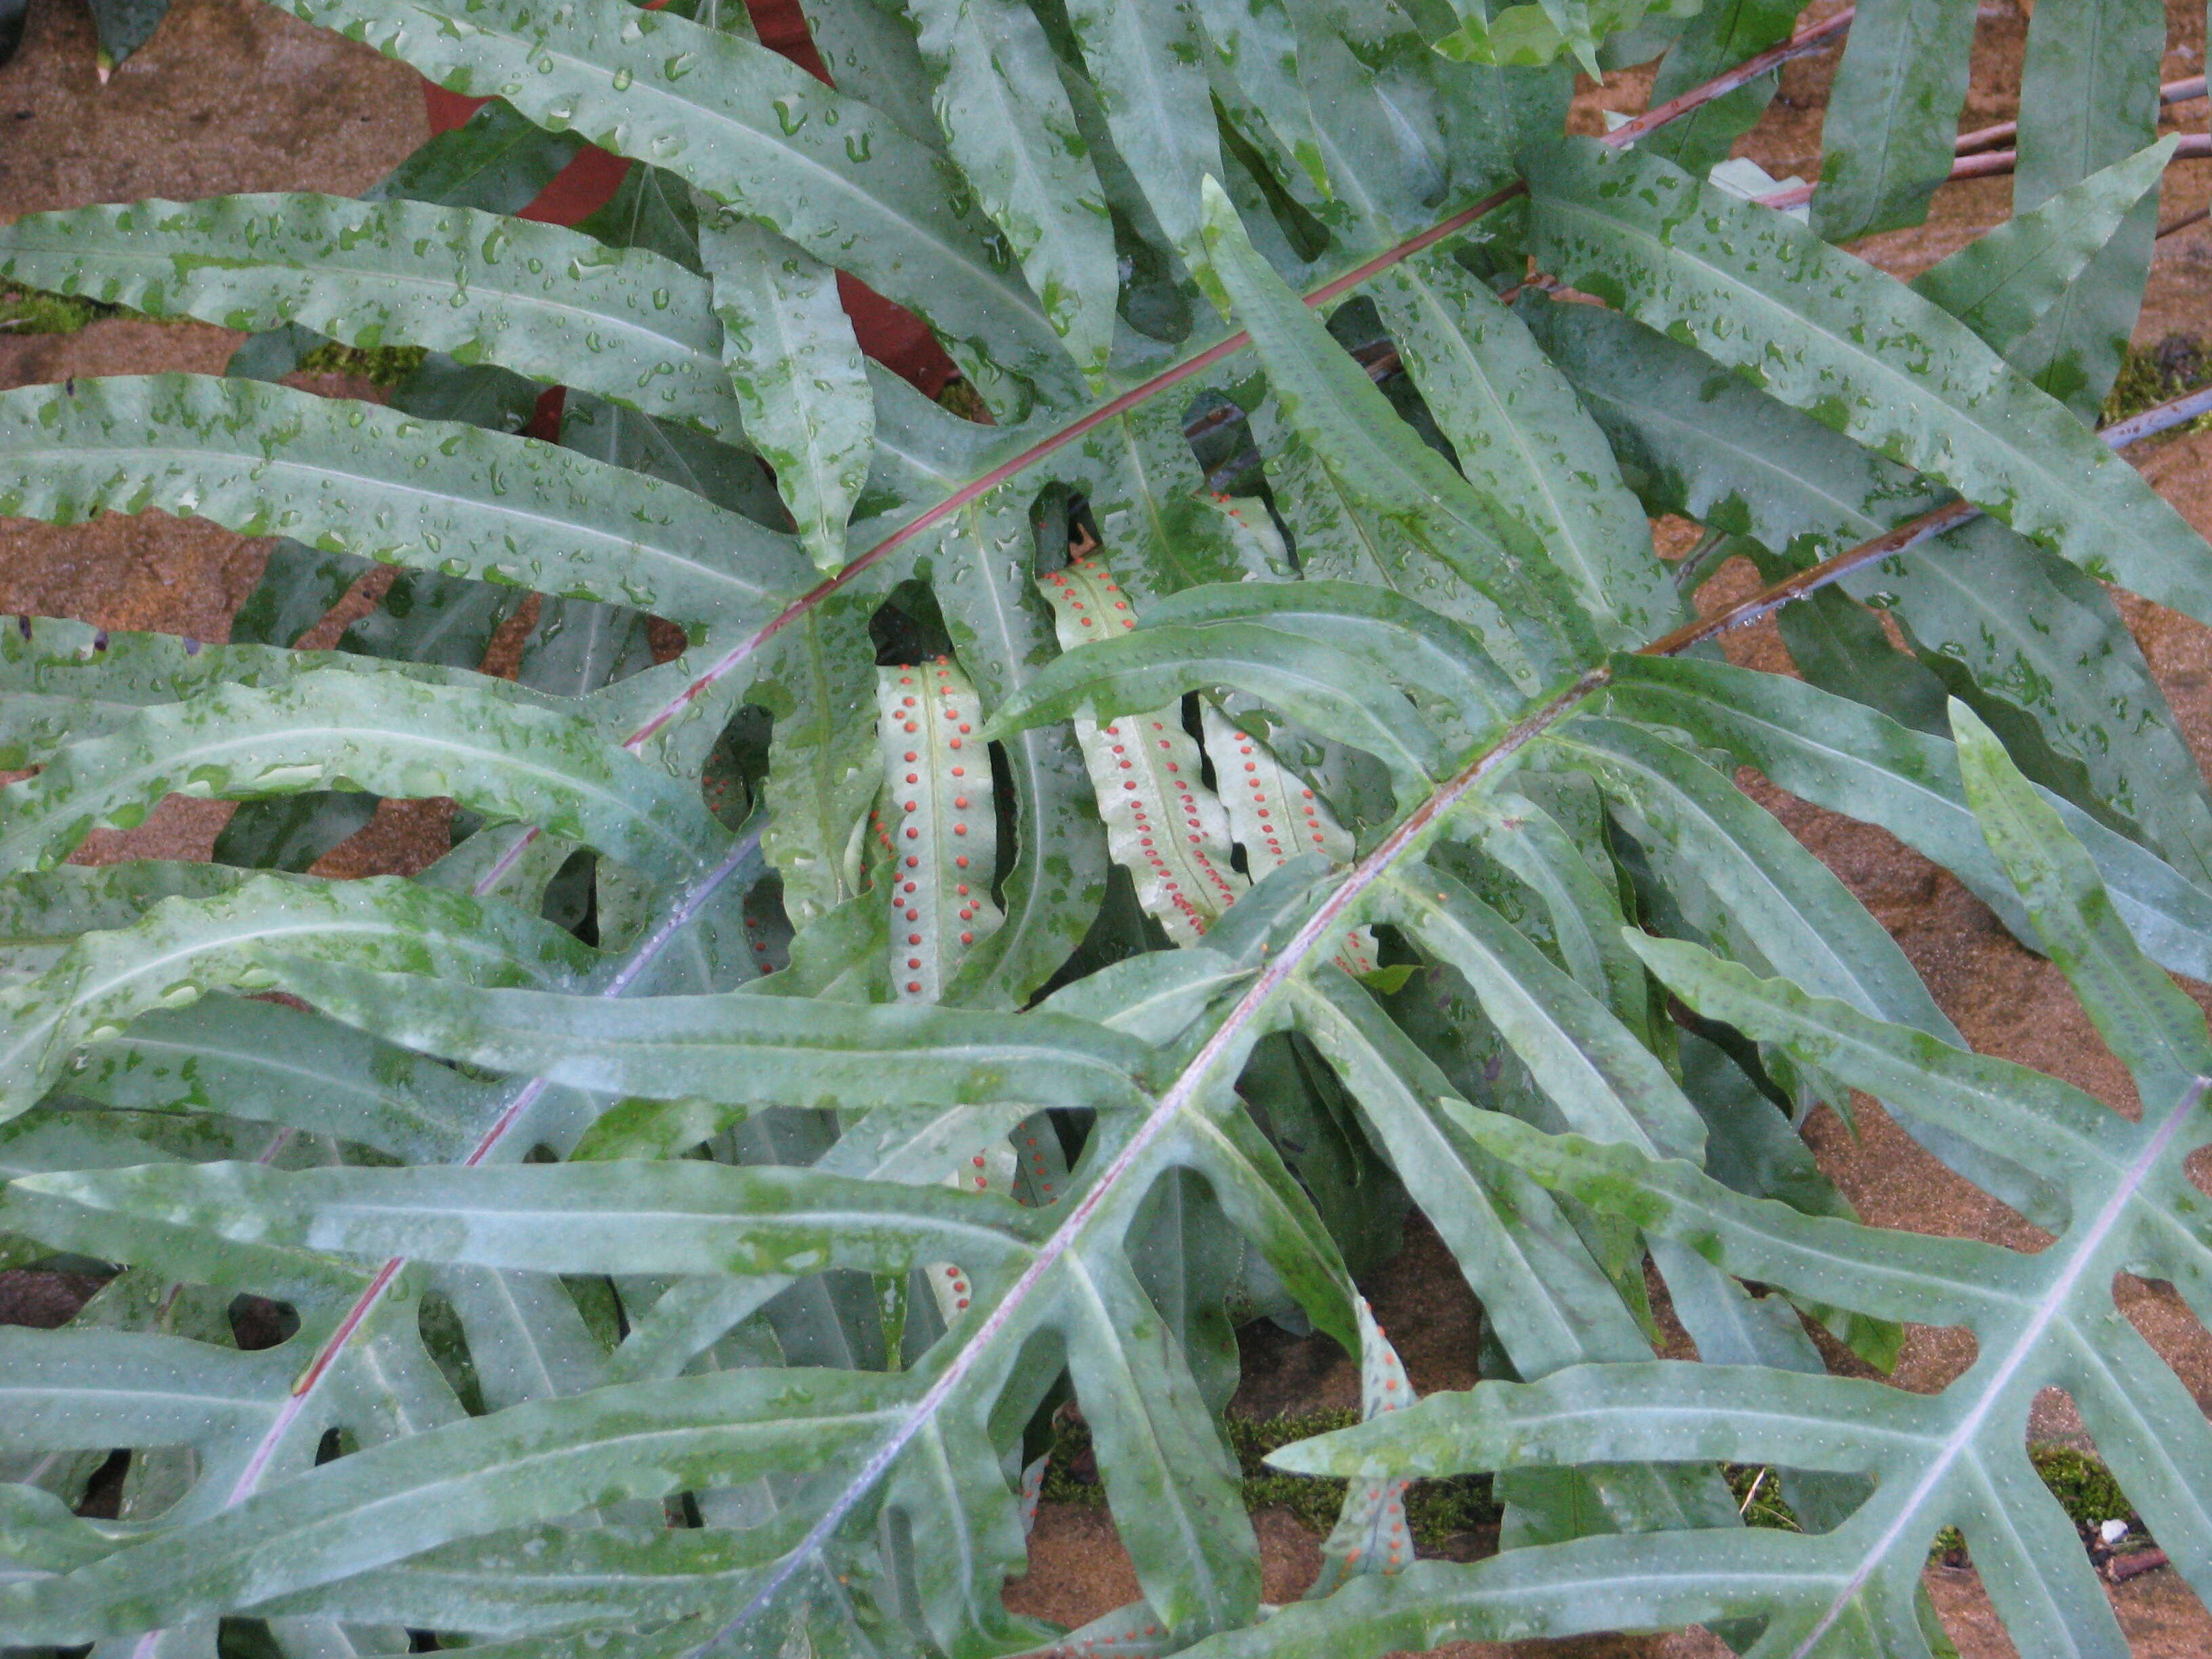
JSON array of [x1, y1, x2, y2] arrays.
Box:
[[1642, 381, 2212, 659], [1760, 131, 2211, 210], [1607, 9, 1853, 150], [1955, 73, 2208, 155], [622, 9, 1866, 751]]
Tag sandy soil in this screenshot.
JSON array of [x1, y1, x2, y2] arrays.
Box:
[[5, 0, 2212, 1651]]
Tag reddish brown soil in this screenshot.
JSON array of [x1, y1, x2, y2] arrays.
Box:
[[5, 0, 2212, 1650]]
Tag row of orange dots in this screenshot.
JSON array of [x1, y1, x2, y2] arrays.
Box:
[[743, 902, 779, 973], [1104, 716, 1208, 936], [941, 1262, 970, 1311], [937, 660, 987, 949], [1361, 1319, 1411, 1574], [1227, 730, 1334, 864], [1046, 556, 1237, 928], [1039, 1616, 1163, 1658], [1151, 716, 1238, 905], [1021, 1129, 1055, 1200], [1044, 555, 1139, 636], [889, 668, 930, 995], [887, 661, 982, 996], [1332, 926, 1380, 977], [1336, 1485, 1410, 1574]]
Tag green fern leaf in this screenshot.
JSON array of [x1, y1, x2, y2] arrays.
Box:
[[0, 194, 746, 439], [697, 213, 876, 569], [1807, 0, 1976, 240], [264, 0, 1075, 401], [0, 670, 725, 882], [1525, 140, 2212, 628], [0, 375, 812, 634]]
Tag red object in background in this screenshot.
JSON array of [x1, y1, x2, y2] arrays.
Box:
[[421, 0, 959, 396]]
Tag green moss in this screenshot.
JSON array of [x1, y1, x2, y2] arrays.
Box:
[[1725, 1464, 1802, 1532], [935, 376, 992, 424], [1042, 1408, 1502, 1548], [1732, 1443, 2132, 1565], [293, 340, 429, 389], [2030, 1443, 2131, 1527], [2101, 334, 2212, 433], [0, 286, 134, 335]]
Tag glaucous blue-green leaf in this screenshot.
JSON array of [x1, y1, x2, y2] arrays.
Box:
[[989, 616, 1446, 802], [269, 955, 1155, 1113], [920, 512, 1111, 1006], [1370, 249, 1673, 647], [61, 995, 503, 1166], [0, 617, 557, 772], [3, 2, 2202, 1654], [1600, 653, 2212, 985], [0, 1368, 914, 1643], [1200, 703, 1377, 972], [1372, 863, 1705, 1160], [13, 1160, 1044, 1283], [1061, 0, 1223, 290], [1272, 22, 1440, 240], [0, 195, 744, 439], [1529, 288, 2212, 882], [1033, 552, 1248, 944], [696, 213, 874, 571], [1807, 0, 1976, 240], [0, 875, 596, 1122], [1637, 0, 1801, 176], [1284, 968, 1736, 1543], [363, 97, 586, 217], [1200, 178, 1593, 680], [1524, 140, 2212, 628], [0, 376, 813, 634], [752, 588, 891, 928], [896, 0, 1119, 381], [798, 0, 944, 150], [1286, 970, 1652, 1378], [1250, 406, 1540, 697], [1189, 0, 1334, 210], [1911, 136, 2177, 363], [262, 0, 1075, 404], [1544, 714, 1955, 1040], [1149, 579, 1517, 745], [0, 670, 726, 882], [2007, 0, 2167, 416], [0, 1326, 299, 1474]]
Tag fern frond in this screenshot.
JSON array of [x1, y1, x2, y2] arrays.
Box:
[[5, 7, 2210, 1656], [0, 194, 747, 439]]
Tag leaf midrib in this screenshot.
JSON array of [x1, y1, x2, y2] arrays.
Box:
[[1793, 1078, 2205, 1657], [1542, 182, 2114, 542], [5, 436, 787, 611], [2, 239, 727, 377], [12, 712, 703, 876]]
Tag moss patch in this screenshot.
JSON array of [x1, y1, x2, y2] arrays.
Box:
[[0, 286, 134, 335], [935, 376, 993, 424], [1042, 1408, 1499, 1548], [2102, 333, 2212, 431], [1729, 1444, 2131, 1564], [293, 340, 428, 388]]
